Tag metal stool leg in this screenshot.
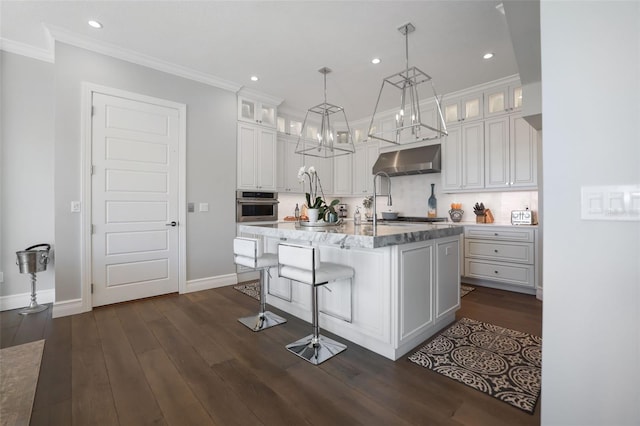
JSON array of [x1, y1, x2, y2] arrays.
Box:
[[238, 268, 287, 331], [286, 282, 346, 365], [19, 273, 47, 315]]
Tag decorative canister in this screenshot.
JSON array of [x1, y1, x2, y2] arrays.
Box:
[[449, 209, 464, 223]]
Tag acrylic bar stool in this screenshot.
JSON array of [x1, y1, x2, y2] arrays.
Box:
[[233, 237, 287, 331], [278, 243, 354, 365]]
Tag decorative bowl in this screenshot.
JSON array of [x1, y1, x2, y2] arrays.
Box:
[[448, 209, 464, 223], [381, 211, 399, 220]]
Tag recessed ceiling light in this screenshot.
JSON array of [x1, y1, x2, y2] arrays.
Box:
[[371, 58, 381, 65], [88, 20, 103, 29], [250, 75, 259, 82], [483, 52, 494, 60]]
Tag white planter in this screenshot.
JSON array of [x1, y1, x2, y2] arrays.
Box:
[[308, 208, 320, 223]]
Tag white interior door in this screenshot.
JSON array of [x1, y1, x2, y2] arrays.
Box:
[[91, 92, 180, 307]]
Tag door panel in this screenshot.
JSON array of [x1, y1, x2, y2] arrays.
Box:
[[92, 92, 180, 307]]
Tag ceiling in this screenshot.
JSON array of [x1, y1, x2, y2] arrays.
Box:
[[0, 1, 530, 121]]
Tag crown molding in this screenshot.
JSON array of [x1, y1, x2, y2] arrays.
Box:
[[237, 86, 284, 106], [0, 38, 55, 63], [46, 25, 242, 93]]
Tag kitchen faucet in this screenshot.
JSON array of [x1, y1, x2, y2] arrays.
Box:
[[372, 171, 392, 229]]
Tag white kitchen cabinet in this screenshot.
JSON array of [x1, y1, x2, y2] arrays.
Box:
[[442, 92, 483, 125], [395, 236, 461, 353], [442, 121, 485, 192], [352, 143, 379, 195], [463, 225, 537, 294], [436, 238, 461, 320], [276, 136, 304, 193], [484, 84, 523, 118], [397, 241, 434, 342], [333, 154, 353, 195], [238, 96, 277, 128], [237, 123, 277, 190], [306, 155, 333, 195], [484, 115, 537, 190], [351, 121, 369, 144]]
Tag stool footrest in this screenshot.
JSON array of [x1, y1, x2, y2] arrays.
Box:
[[238, 311, 287, 332], [286, 334, 347, 365]]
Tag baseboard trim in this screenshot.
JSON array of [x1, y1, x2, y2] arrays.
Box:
[[52, 298, 86, 318], [184, 273, 238, 294], [536, 287, 543, 301], [0, 289, 55, 312]]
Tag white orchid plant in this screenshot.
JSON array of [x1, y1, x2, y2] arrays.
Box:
[[297, 165, 340, 220]]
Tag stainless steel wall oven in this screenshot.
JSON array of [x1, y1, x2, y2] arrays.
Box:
[[236, 190, 279, 222]]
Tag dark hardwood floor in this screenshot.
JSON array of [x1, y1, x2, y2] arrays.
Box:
[[1, 284, 542, 425]]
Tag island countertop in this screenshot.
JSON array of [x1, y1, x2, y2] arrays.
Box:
[[238, 221, 464, 249]]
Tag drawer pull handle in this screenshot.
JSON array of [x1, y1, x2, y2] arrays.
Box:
[[494, 270, 499, 274], [494, 233, 499, 236], [494, 249, 498, 253]]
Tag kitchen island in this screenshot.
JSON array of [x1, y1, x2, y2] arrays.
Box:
[[238, 221, 464, 360]]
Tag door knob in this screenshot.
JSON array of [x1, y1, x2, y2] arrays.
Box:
[[166, 221, 178, 227]]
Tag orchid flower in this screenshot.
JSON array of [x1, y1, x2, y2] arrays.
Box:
[[297, 166, 306, 182]]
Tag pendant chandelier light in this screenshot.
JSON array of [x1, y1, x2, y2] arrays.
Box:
[[368, 23, 448, 145], [295, 67, 355, 158]]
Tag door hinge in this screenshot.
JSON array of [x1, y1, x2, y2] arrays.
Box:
[[91, 165, 95, 175], [91, 283, 94, 294], [91, 106, 95, 116], [91, 224, 95, 234]]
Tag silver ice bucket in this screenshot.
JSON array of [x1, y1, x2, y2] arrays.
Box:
[[16, 244, 51, 274]]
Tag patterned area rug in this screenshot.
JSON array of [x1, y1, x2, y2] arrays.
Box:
[[236, 281, 476, 300], [461, 285, 475, 297], [233, 280, 260, 300], [408, 317, 541, 414], [0, 339, 46, 425]]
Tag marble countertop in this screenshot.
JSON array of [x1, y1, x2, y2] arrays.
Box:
[[239, 221, 464, 249]]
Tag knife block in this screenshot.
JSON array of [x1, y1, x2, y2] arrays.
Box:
[[475, 214, 486, 224]]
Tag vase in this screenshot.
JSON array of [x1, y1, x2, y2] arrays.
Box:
[[308, 208, 320, 223], [325, 212, 338, 223], [428, 183, 437, 218]]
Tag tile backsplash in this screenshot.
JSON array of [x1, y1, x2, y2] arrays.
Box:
[[278, 173, 538, 225]]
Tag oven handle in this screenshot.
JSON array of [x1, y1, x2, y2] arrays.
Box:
[[237, 199, 280, 205]]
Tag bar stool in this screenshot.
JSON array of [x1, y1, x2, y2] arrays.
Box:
[[233, 237, 287, 331], [278, 243, 354, 365]]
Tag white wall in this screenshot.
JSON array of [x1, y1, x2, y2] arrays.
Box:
[[53, 43, 237, 303], [0, 51, 55, 306], [540, 2, 640, 425]]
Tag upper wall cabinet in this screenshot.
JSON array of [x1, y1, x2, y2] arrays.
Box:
[[352, 142, 380, 195], [276, 136, 304, 194], [238, 96, 277, 128], [237, 123, 277, 190], [442, 122, 485, 192], [442, 92, 483, 126], [484, 115, 537, 190], [484, 84, 523, 118]]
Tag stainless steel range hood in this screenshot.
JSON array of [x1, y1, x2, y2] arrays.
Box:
[[372, 144, 441, 176]]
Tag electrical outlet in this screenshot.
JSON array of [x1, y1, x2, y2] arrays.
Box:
[[187, 202, 195, 213]]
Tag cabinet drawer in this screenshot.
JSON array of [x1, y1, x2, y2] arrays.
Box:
[[464, 259, 534, 288], [464, 226, 534, 242], [465, 240, 534, 264]]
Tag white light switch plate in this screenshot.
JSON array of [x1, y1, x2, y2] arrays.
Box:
[[70, 201, 81, 213], [199, 203, 209, 212], [581, 185, 640, 221]]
